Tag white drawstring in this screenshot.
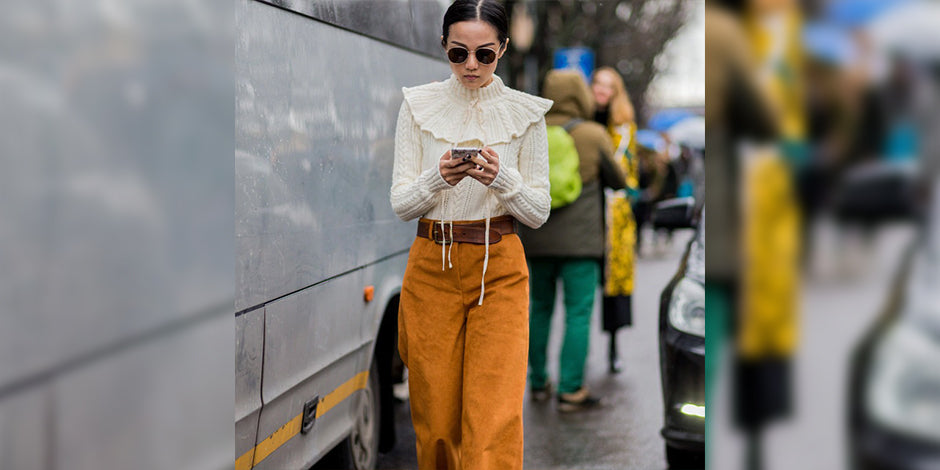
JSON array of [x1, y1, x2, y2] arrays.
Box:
[[448, 222, 454, 268], [440, 190, 454, 271], [440, 218, 447, 271], [437, 189, 492, 305], [458, 94, 488, 301], [478, 213, 491, 306], [440, 192, 448, 270], [476, 157, 494, 305], [453, 96, 489, 303]]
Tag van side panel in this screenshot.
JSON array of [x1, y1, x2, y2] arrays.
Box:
[[255, 279, 372, 469], [236, 0, 444, 467], [235, 311, 264, 469], [235, 0, 434, 313]]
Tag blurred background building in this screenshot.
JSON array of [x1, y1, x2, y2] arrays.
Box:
[[498, 0, 705, 124]]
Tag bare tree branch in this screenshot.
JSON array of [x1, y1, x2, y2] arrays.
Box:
[[501, 0, 692, 124]]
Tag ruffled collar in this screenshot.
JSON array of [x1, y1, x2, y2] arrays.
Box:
[[402, 74, 553, 145]]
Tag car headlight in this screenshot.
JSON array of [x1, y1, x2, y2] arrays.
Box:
[[866, 320, 940, 443], [668, 277, 705, 337]]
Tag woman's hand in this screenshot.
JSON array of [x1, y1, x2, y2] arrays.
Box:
[[467, 147, 500, 186], [439, 150, 475, 186]]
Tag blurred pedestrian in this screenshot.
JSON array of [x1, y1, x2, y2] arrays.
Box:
[[633, 130, 669, 256], [675, 143, 705, 202], [390, 1, 554, 468], [882, 55, 921, 162], [591, 66, 638, 373], [706, 1, 787, 469], [519, 69, 626, 411], [801, 55, 849, 259], [844, 29, 888, 170]]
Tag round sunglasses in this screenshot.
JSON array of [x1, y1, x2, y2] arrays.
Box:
[[446, 46, 500, 65]]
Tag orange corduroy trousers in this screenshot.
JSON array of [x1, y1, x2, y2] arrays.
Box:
[[398, 229, 529, 470]]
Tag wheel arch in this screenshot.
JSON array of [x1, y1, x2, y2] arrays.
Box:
[[373, 293, 401, 453]]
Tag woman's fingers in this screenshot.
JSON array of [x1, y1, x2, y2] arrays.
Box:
[[439, 151, 461, 185], [469, 147, 499, 185], [466, 166, 496, 186], [481, 147, 499, 163], [448, 156, 475, 171], [439, 148, 502, 186], [439, 150, 478, 185], [466, 159, 498, 186]]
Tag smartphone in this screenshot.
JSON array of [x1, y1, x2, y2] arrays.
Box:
[[452, 147, 481, 160]]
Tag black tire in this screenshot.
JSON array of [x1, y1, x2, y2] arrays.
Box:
[[666, 443, 704, 469], [318, 362, 381, 470], [375, 302, 400, 453]]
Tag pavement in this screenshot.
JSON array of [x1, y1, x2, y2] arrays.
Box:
[[375, 229, 697, 470]]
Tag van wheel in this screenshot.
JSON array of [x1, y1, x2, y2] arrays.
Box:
[[322, 361, 380, 470], [348, 362, 380, 469]]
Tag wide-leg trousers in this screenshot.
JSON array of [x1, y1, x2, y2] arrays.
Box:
[[398, 232, 529, 470]]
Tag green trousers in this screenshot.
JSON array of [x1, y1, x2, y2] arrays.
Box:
[[527, 258, 599, 395], [705, 282, 733, 458]]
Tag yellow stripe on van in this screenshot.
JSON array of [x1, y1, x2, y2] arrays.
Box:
[[235, 447, 255, 470], [236, 370, 370, 469], [251, 412, 303, 466], [316, 371, 369, 418]]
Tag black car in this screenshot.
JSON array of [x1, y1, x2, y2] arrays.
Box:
[[655, 199, 705, 469], [848, 195, 940, 470]]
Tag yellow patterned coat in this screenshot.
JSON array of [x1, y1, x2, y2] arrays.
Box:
[[604, 123, 639, 298]]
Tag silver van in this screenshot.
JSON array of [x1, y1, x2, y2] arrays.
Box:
[[236, 1, 449, 468]]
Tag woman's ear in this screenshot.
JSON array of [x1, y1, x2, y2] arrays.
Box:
[[440, 35, 446, 48], [498, 38, 509, 58]]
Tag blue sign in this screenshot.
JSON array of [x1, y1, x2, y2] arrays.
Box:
[[553, 47, 595, 83]]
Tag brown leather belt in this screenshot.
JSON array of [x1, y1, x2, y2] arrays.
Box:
[[417, 215, 517, 245]]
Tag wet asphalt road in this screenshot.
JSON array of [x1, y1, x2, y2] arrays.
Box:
[[375, 229, 697, 470]]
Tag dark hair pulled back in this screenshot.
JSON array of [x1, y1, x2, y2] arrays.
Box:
[[441, 0, 509, 49]]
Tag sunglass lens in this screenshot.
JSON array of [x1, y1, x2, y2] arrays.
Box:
[[476, 49, 496, 64], [447, 48, 469, 63]]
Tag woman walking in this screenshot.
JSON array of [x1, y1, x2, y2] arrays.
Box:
[[389, 1, 552, 468], [591, 66, 639, 373]]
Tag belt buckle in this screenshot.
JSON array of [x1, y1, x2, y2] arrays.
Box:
[[430, 224, 453, 245]]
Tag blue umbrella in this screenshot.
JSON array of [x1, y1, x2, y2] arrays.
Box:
[[636, 129, 666, 153], [667, 116, 705, 149], [647, 109, 695, 132], [802, 21, 857, 65], [825, 0, 910, 28]]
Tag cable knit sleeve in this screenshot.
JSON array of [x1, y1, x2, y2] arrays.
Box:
[[487, 118, 551, 228], [390, 100, 452, 221]]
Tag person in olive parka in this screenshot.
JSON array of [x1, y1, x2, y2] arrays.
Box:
[[519, 69, 627, 411]]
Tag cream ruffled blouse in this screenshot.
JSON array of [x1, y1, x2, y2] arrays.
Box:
[[390, 74, 552, 304]]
